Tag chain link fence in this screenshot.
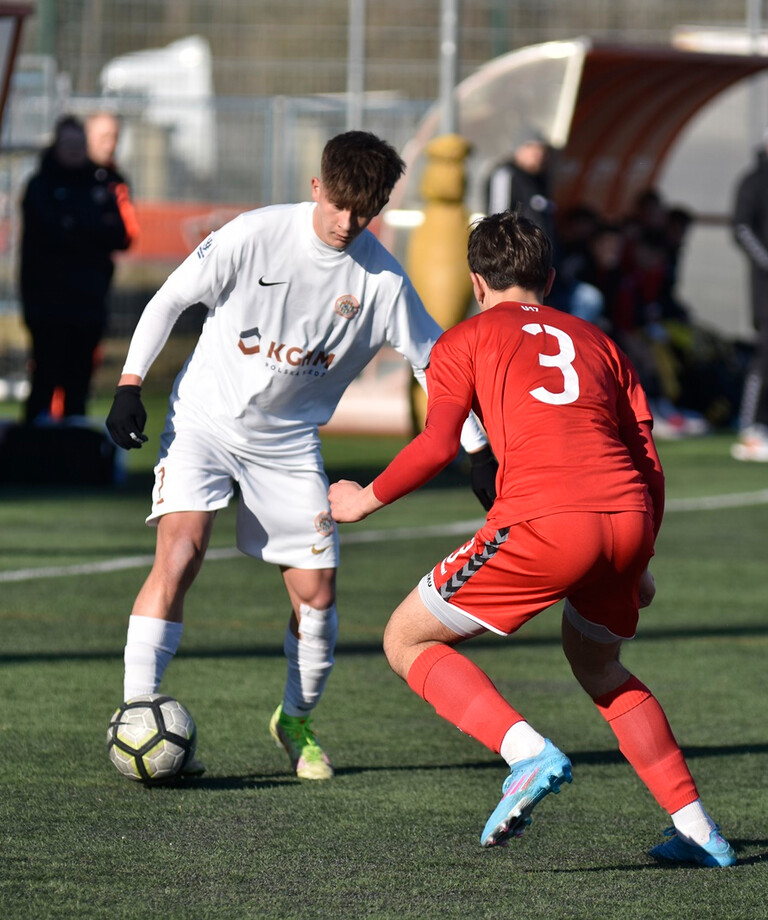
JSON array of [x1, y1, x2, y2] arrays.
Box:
[[0, 0, 759, 399]]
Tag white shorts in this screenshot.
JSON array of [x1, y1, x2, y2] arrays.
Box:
[[147, 425, 339, 569]]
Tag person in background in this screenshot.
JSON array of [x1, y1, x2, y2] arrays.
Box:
[[731, 131, 768, 461], [20, 114, 131, 423], [85, 110, 140, 247], [486, 129, 556, 243], [329, 210, 735, 868]]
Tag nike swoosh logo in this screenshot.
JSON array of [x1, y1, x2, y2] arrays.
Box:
[[310, 545, 329, 554], [259, 276, 287, 286]]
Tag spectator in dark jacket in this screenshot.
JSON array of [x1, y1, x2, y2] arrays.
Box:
[[731, 136, 768, 461], [20, 114, 131, 423], [486, 129, 556, 242], [86, 111, 140, 246]]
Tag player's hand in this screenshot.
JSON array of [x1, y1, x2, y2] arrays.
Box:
[[468, 445, 498, 511], [328, 479, 384, 522], [328, 480, 366, 522], [106, 384, 148, 449], [639, 568, 656, 608]]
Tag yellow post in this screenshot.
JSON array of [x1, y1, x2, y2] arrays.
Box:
[[406, 133, 473, 432]]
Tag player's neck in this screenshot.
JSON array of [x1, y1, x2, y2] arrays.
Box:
[[481, 287, 543, 310]]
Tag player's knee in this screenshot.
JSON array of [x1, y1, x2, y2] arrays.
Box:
[[290, 575, 335, 613], [562, 602, 625, 689], [311, 582, 336, 610], [563, 639, 629, 698], [297, 603, 338, 645]]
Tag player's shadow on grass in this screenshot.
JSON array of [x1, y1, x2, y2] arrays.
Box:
[[161, 772, 301, 792], [4, 622, 768, 665], [165, 766, 768, 868], [531, 843, 768, 872], [324, 741, 768, 777], [569, 743, 768, 765], [157, 744, 768, 788]]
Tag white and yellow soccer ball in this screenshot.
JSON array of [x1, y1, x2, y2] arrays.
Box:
[[107, 694, 197, 783]]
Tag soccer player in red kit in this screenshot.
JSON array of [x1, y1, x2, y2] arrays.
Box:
[[329, 211, 735, 867]]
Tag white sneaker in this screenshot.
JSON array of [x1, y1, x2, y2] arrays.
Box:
[[731, 425, 768, 462]]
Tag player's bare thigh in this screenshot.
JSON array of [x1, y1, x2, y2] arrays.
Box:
[[383, 587, 469, 680]]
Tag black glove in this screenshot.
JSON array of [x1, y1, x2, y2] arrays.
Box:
[[106, 385, 148, 449], [469, 445, 498, 511]]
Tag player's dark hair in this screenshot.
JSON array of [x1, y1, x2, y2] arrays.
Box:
[[468, 210, 553, 294], [320, 131, 405, 217]]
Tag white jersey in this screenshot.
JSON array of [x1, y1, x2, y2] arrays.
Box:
[[124, 201, 486, 460]]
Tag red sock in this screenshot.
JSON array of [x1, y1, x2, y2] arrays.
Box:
[[593, 676, 699, 813], [406, 644, 525, 754]]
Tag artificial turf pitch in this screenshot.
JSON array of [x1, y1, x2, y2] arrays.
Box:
[[1, 416, 766, 919]]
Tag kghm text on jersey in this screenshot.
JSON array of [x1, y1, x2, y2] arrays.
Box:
[[238, 328, 335, 369]]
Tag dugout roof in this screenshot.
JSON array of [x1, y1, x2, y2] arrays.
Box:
[[0, 3, 32, 138], [383, 37, 768, 241]]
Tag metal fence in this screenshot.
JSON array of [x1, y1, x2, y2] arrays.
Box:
[[0, 0, 762, 398], [27, 1, 754, 99], [0, 82, 434, 396]]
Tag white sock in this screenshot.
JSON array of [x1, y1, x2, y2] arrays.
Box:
[[123, 615, 183, 702], [499, 721, 547, 766], [281, 604, 337, 717], [671, 799, 717, 846]]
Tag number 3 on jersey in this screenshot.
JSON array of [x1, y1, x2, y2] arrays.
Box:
[[522, 322, 579, 405]]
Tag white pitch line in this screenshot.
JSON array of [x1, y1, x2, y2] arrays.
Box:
[[665, 487, 768, 511], [2, 489, 768, 584], [0, 519, 486, 584]]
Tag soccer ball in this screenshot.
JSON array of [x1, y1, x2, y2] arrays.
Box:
[[107, 694, 197, 783]]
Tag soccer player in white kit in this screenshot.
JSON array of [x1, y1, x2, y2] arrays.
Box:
[[106, 131, 493, 780]]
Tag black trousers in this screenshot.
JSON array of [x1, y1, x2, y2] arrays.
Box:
[[24, 318, 104, 423]]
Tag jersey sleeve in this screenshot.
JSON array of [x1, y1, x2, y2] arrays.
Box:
[[613, 347, 664, 536], [164, 219, 240, 307], [622, 420, 665, 537], [383, 280, 487, 452], [372, 333, 476, 504], [372, 401, 468, 504], [121, 284, 190, 379], [121, 220, 238, 379], [425, 328, 476, 413], [614, 342, 653, 428], [383, 275, 442, 372]]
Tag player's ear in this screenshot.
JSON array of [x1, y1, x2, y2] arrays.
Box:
[[470, 271, 486, 307], [543, 267, 556, 298], [311, 177, 321, 201]]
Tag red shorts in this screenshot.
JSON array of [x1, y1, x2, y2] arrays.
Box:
[[419, 511, 654, 640]]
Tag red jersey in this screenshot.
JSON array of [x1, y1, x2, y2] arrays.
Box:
[[375, 301, 657, 529]]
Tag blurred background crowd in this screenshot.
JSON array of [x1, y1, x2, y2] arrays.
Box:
[[549, 188, 746, 439], [0, 0, 766, 449]]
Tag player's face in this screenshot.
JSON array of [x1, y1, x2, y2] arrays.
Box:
[[311, 177, 375, 250], [514, 141, 547, 175], [87, 115, 119, 167]]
